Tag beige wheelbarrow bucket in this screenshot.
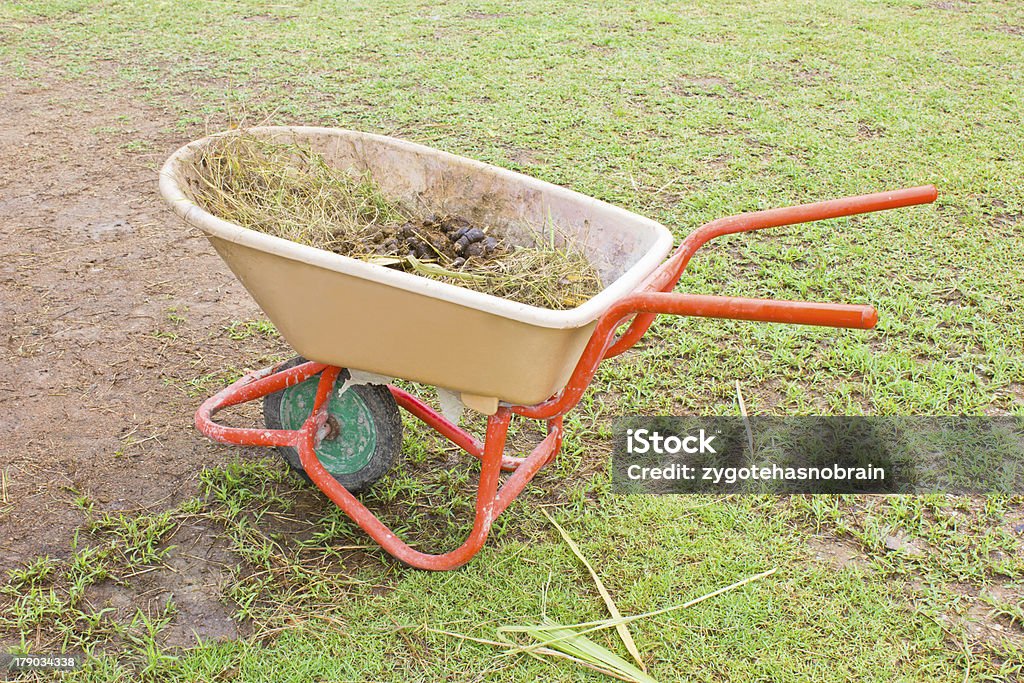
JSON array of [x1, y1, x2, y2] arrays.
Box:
[[160, 126, 936, 569], [161, 126, 675, 411]]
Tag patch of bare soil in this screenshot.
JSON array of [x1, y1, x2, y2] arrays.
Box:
[[0, 72, 275, 645], [667, 74, 739, 98], [965, 584, 1023, 642], [994, 24, 1024, 36], [929, 1, 971, 11], [805, 535, 869, 570], [84, 519, 245, 647]]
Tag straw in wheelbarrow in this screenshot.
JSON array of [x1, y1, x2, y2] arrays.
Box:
[[186, 133, 603, 310]]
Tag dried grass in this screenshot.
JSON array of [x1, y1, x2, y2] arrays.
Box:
[[186, 133, 602, 310]]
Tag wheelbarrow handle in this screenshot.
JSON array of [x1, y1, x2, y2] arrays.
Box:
[[644, 185, 939, 292], [687, 184, 938, 243], [609, 185, 937, 355], [624, 292, 878, 329]]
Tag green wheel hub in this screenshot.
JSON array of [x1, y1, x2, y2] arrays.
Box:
[[264, 358, 402, 493], [278, 377, 378, 476]]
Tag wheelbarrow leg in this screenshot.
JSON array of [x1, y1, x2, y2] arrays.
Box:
[[493, 417, 563, 516], [296, 368, 557, 570]]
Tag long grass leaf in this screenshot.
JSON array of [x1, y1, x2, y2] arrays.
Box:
[[520, 620, 659, 683], [542, 509, 646, 672], [434, 626, 644, 682], [502, 567, 778, 655]]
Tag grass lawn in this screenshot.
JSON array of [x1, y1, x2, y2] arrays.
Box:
[[1, 0, 1022, 680]]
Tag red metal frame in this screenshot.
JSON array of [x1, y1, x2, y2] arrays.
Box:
[[195, 185, 937, 570]]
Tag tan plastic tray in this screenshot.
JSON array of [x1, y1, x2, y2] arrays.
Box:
[[160, 127, 673, 409]]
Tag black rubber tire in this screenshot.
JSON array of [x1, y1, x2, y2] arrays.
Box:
[[262, 357, 402, 493]]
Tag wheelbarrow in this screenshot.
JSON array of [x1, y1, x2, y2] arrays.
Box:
[[160, 126, 937, 570]]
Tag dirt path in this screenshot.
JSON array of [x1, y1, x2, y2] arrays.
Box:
[[0, 77, 565, 646], [0, 74, 277, 644]]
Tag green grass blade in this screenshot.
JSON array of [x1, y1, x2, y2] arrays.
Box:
[[520, 620, 660, 683], [542, 509, 647, 672], [502, 568, 778, 654]]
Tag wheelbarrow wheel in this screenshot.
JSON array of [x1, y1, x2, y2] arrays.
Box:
[[262, 357, 402, 493]]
